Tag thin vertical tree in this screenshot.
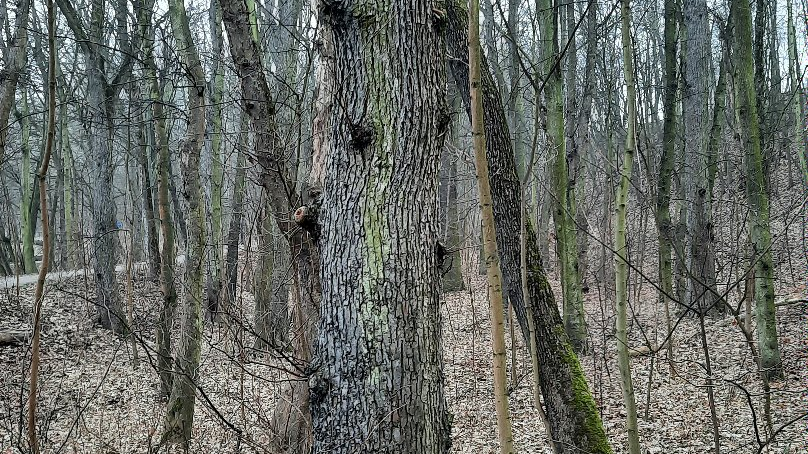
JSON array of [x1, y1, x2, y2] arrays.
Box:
[[470, 0, 516, 450], [55, 0, 134, 333], [446, 2, 611, 452], [787, 0, 808, 184], [539, 0, 588, 353], [163, 0, 208, 444], [19, 90, 37, 273], [614, 0, 641, 452], [140, 0, 178, 398], [657, 0, 678, 367], [27, 0, 56, 447], [730, 0, 783, 380], [206, 0, 226, 317]]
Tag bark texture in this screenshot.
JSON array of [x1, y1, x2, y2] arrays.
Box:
[[141, 3, 178, 398], [539, 0, 588, 352], [469, 0, 515, 450], [682, 0, 717, 314], [657, 0, 677, 362], [615, 0, 641, 452], [310, 2, 451, 452]]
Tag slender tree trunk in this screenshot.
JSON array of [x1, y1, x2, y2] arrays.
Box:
[[163, 0, 207, 444], [58, 83, 77, 270], [224, 114, 248, 314], [787, 0, 808, 184], [52, 103, 65, 270], [139, 126, 161, 281], [207, 0, 226, 317], [470, 0, 515, 450], [447, 2, 611, 452], [143, 5, 178, 398], [539, 0, 588, 353], [253, 201, 290, 350], [27, 0, 56, 447], [615, 0, 641, 452], [730, 0, 783, 380], [20, 90, 38, 273], [129, 82, 161, 281], [657, 0, 678, 365], [440, 94, 465, 292], [168, 159, 188, 249], [571, 0, 597, 295]]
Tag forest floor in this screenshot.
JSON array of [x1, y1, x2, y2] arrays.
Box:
[[0, 263, 806, 453]]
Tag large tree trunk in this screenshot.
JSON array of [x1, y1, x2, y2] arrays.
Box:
[[446, 2, 611, 452], [682, 0, 717, 315], [308, 2, 451, 452], [87, 57, 125, 334]]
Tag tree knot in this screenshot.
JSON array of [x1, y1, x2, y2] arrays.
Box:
[[349, 122, 374, 150]]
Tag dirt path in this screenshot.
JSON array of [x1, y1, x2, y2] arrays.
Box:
[[0, 255, 185, 289]]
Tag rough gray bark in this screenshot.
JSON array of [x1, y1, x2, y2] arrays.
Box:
[[682, 0, 717, 314], [309, 2, 451, 452], [446, 2, 611, 452], [539, 0, 588, 353]]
